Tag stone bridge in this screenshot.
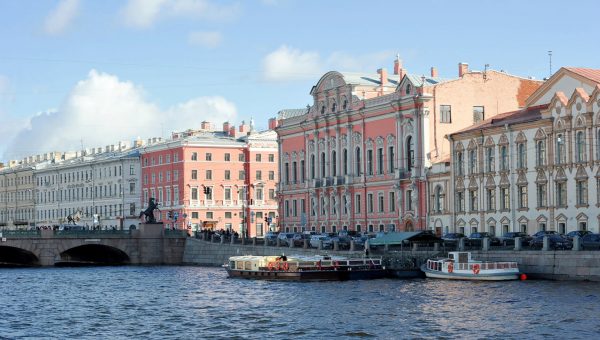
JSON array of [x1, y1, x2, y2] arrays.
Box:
[[0, 224, 186, 267]]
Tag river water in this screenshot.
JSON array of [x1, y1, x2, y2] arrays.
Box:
[[0, 266, 599, 339]]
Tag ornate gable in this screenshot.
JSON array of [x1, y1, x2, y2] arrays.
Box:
[[499, 173, 510, 187], [485, 175, 496, 188], [534, 128, 547, 140], [467, 139, 477, 150], [549, 91, 568, 118], [498, 134, 509, 145], [568, 88, 590, 117], [500, 216, 510, 225], [575, 166, 588, 179], [555, 167, 567, 181], [455, 142, 465, 152], [517, 171, 528, 185], [484, 136, 495, 147], [456, 177, 465, 189], [555, 213, 567, 222], [468, 176, 478, 189], [535, 170, 547, 183], [515, 131, 527, 143]]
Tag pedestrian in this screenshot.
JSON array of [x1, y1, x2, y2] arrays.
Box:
[[364, 247, 369, 258]]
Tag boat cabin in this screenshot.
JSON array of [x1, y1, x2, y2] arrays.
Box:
[[447, 252, 473, 263]]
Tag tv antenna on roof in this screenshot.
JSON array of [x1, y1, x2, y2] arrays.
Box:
[[548, 50, 553, 77]]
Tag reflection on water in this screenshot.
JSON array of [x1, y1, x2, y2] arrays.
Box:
[[0, 266, 599, 339]]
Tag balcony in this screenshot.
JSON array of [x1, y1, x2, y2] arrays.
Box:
[[395, 168, 411, 180]]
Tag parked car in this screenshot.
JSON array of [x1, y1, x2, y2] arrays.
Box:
[[309, 234, 332, 248], [468, 232, 501, 246], [352, 235, 370, 247], [530, 234, 573, 250], [265, 232, 279, 245], [565, 230, 592, 240], [292, 233, 310, 247], [330, 236, 352, 249], [277, 233, 295, 246], [532, 230, 558, 238], [581, 233, 600, 250], [442, 233, 466, 243], [500, 232, 532, 246]]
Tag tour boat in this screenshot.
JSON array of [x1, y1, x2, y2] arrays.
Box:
[[421, 252, 521, 281], [224, 254, 388, 281]]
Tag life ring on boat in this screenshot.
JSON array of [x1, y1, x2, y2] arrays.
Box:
[[282, 262, 289, 271], [472, 264, 480, 275], [268, 262, 275, 271], [334, 261, 340, 269], [447, 263, 454, 273]]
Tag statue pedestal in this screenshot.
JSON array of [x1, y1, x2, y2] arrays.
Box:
[[138, 222, 164, 238]]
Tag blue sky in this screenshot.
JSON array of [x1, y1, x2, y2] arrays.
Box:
[[1, 0, 599, 162]]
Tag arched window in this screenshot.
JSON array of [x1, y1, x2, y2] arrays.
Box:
[[469, 149, 476, 174], [310, 154, 315, 179], [331, 101, 336, 112], [517, 143, 526, 168], [536, 140, 546, 166], [556, 134, 565, 164], [406, 136, 414, 171], [457, 152, 464, 176], [577, 131, 585, 162], [500, 145, 507, 170], [435, 185, 443, 212], [355, 147, 362, 175], [320, 152, 326, 177], [342, 149, 348, 175], [331, 150, 337, 176]]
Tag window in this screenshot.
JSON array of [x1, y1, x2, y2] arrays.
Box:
[[406, 190, 413, 211], [518, 185, 527, 209], [256, 154, 262, 162], [388, 146, 395, 173], [331, 151, 337, 176], [268, 154, 275, 162], [456, 152, 464, 176], [469, 190, 478, 211], [367, 193, 374, 213], [577, 180, 588, 205], [378, 194, 384, 212], [225, 153, 231, 161], [300, 160, 305, 182], [129, 182, 135, 195], [342, 149, 348, 175], [355, 194, 361, 214], [130, 165, 135, 175], [456, 191, 464, 212], [284, 162, 289, 184], [206, 170, 212, 180], [206, 212, 213, 219], [269, 171, 275, 180], [517, 143, 526, 168], [473, 106, 484, 123], [321, 152, 326, 177], [556, 135, 565, 164], [537, 183, 547, 207], [191, 188, 198, 200], [256, 170, 262, 181], [579, 221, 588, 231], [224, 188, 231, 201], [173, 170, 179, 181], [206, 153, 212, 161], [576, 131, 586, 162], [556, 182, 567, 207], [367, 149, 373, 175], [355, 147, 362, 175], [440, 105, 451, 123], [500, 146, 508, 170], [269, 189, 275, 200], [406, 137, 414, 171], [256, 188, 264, 201], [191, 152, 198, 161], [310, 155, 315, 179], [173, 153, 179, 162], [486, 147, 495, 172], [225, 211, 232, 218], [389, 192, 396, 212], [536, 140, 546, 166], [486, 188, 496, 211], [238, 153, 245, 162], [225, 170, 231, 180], [377, 148, 384, 175], [469, 149, 477, 174], [500, 187, 509, 210]]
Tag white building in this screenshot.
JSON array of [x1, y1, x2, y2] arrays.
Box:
[[34, 143, 142, 229]]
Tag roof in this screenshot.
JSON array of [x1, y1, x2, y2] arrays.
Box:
[[565, 67, 600, 84], [277, 108, 308, 120], [339, 72, 399, 87], [450, 104, 549, 137], [368, 231, 441, 246], [404, 74, 453, 87]]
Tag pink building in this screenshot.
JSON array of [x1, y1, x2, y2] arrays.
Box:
[[276, 59, 541, 234], [140, 121, 278, 237]]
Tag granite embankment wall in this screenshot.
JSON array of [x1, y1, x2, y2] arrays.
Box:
[[472, 250, 600, 281]]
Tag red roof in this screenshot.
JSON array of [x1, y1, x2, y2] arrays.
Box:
[[565, 68, 600, 84], [451, 104, 549, 136]]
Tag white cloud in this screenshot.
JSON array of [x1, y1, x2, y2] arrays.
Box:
[[2, 70, 237, 160], [262, 45, 321, 82], [188, 31, 222, 48], [262, 46, 399, 82], [43, 0, 80, 35], [120, 0, 240, 28]]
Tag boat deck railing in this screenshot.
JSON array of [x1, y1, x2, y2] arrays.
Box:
[[426, 259, 518, 272]]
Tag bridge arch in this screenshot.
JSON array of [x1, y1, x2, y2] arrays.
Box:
[[0, 245, 40, 267], [57, 244, 130, 266]]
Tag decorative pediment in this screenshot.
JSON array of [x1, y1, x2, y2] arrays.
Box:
[[291, 151, 297, 160], [576, 212, 589, 221], [340, 134, 347, 145], [555, 213, 567, 222], [353, 132, 362, 144], [517, 171, 528, 185], [467, 139, 477, 150], [535, 170, 547, 183], [387, 134, 396, 145], [568, 88, 590, 116], [485, 175, 496, 188], [318, 138, 325, 150], [555, 118, 565, 131], [574, 115, 586, 128], [534, 128, 547, 140], [575, 166, 588, 179], [403, 121, 414, 135], [518, 215, 528, 223], [499, 173, 510, 187], [469, 218, 479, 226], [283, 153, 290, 162], [484, 136, 495, 147], [299, 150, 305, 159], [329, 137, 336, 150], [500, 216, 510, 225], [549, 92, 568, 117], [376, 136, 384, 147], [456, 218, 466, 227], [498, 134, 509, 145], [515, 132, 527, 143], [365, 138, 374, 149], [555, 167, 567, 181], [455, 142, 464, 152], [468, 176, 478, 189], [536, 214, 548, 223], [308, 140, 315, 152], [486, 217, 497, 226], [456, 177, 465, 189]]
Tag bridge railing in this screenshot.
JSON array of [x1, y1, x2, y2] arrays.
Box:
[[164, 229, 188, 238], [55, 230, 132, 237], [0, 230, 42, 238]]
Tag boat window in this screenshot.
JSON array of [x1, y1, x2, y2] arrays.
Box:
[[458, 253, 468, 263], [448, 253, 454, 260], [230, 261, 236, 269]]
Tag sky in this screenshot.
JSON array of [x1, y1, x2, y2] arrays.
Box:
[[1, 0, 599, 163]]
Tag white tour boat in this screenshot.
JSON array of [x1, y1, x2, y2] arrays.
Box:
[[421, 251, 522, 281]]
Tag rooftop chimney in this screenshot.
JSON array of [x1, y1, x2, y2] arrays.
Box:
[[377, 68, 388, 86], [268, 117, 278, 130], [201, 121, 211, 130], [223, 121, 230, 135], [430, 67, 438, 78], [459, 62, 469, 77], [393, 56, 404, 81]]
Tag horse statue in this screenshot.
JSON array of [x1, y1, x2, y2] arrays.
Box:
[[139, 197, 160, 223], [66, 210, 82, 225]]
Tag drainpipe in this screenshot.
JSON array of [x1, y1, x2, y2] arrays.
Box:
[[507, 124, 517, 233]]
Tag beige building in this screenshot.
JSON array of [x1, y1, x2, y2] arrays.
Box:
[[0, 165, 36, 229]]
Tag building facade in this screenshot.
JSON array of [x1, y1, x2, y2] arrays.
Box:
[[140, 121, 278, 237], [276, 59, 541, 234], [428, 67, 600, 235], [0, 165, 35, 229]]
